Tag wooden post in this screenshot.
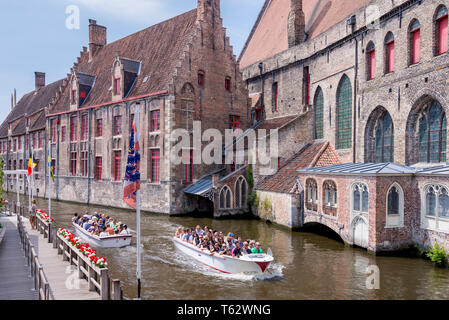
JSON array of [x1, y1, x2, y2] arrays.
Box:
[[88, 266, 95, 291], [112, 279, 121, 300], [57, 236, 62, 255], [52, 226, 57, 248], [100, 269, 110, 300], [62, 242, 67, 261], [38, 266, 43, 300], [44, 283, 49, 300], [77, 256, 83, 279]]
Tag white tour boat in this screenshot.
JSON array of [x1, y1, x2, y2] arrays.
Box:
[[173, 237, 274, 274], [73, 222, 132, 248]]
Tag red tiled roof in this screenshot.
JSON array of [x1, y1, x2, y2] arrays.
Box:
[[50, 9, 198, 114], [256, 141, 341, 194], [239, 0, 372, 68], [255, 115, 298, 131], [0, 79, 64, 138]]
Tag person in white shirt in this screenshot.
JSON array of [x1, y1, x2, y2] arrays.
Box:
[[120, 224, 130, 235]]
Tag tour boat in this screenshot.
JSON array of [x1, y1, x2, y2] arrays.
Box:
[[173, 237, 274, 274], [73, 222, 132, 248]]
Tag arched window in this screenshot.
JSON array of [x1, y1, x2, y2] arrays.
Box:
[[435, 6, 448, 56], [323, 180, 337, 217], [234, 177, 247, 208], [385, 32, 395, 73], [418, 100, 447, 163], [305, 179, 318, 212], [386, 183, 404, 227], [423, 184, 449, 223], [219, 186, 232, 210], [352, 183, 369, 214], [375, 111, 394, 163], [314, 87, 324, 139], [336, 75, 353, 150], [366, 42, 375, 80], [409, 19, 421, 65]]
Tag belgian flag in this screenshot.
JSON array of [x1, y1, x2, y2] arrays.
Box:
[[27, 155, 37, 176]]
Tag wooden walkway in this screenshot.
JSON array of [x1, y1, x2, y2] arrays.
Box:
[[0, 217, 38, 300], [22, 218, 100, 300]]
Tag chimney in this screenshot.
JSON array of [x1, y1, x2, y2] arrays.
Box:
[[288, 0, 305, 48], [89, 19, 107, 60], [35, 72, 45, 90], [11, 93, 13, 110], [197, 0, 220, 22]]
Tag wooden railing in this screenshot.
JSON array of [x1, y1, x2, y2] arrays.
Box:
[[54, 231, 122, 300], [10, 200, 123, 300], [16, 214, 51, 300]]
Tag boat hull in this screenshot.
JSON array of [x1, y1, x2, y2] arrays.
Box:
[[73, 223, 132, 248], [173, 237, 273, 274]]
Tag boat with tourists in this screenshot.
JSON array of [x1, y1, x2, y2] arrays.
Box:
[[72, 212, 132, 248], [73, 222, 132, 248], [173, 226, 274, 274]]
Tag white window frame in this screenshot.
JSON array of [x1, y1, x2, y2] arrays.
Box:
[[385, 182, 404, 228], [421, 183, 449, 233], [350, 182, 369, 225]]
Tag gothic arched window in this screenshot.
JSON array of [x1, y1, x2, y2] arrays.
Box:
[[375, 111, 394, 163], [314, 87, 324, 140], [336, 75, 353, 149], [418, 100, 446, 163]]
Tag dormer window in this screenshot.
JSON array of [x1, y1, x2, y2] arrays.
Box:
[[112, 56, 140, 101]]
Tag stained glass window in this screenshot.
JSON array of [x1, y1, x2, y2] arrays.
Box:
[[336, 75, 352, 149], [314, 87, 324, 139], [375, 112, 394, 163], [418, 101, 446, 163]]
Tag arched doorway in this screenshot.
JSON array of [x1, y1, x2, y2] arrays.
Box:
[[352, 217, 368, 248]]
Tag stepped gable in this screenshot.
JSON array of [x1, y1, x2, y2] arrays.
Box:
[[50, 9, 198, 114], [0, 79, 64, 138], [256, 141, 341, 194], [239, 0, 372, 68]]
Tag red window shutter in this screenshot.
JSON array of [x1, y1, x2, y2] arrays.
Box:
[[369, 50, 375, 79], [114, 79, 121, 95], [438, 16, 448, 55], [412, 29, 421, 64], [114, 151, 121, 181], [95, 157, 102, 181], [388, 41, 395, 73], [80, 91, 86, 99], [150, 149, 160, 183]]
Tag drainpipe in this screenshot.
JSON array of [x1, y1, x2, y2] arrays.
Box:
[[353, 35, 358, 163], [56, 117, 60, 201], [87, 109, 92, 205]]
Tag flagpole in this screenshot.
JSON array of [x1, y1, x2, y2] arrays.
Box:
[[135, 106, 141, 300], [48, 140, 51, 218]]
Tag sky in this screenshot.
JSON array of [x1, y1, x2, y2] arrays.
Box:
[[0, 0, 264, 124]]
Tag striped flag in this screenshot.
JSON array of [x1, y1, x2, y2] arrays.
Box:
[[123, 123, 141, 209]]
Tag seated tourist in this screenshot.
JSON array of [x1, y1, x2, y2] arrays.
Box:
[[72, 213, 79, 223], [105, 225, 115, 235], [225, 238, 234, 250], [120, 225, 130, 235], [237, 236, 244, 248], [232, 241, 243, 258], [212, 242, 222, 254], [251, 242, 263, 254], [195, 225, 205, 236], [83, 219, 92, 231], [100, 227, 109, 237], [97, 218, 105, 230], [242, 242, 252, 255], [175, 227, 184, 238], [249, 240, 256, 250]]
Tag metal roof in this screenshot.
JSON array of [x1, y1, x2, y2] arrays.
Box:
[[184, 169, 225, 196], [297, 163, 417, 175], [415, 165, 449, 176]]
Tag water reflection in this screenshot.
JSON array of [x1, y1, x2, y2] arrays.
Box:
[[7, 193, 449, 300]]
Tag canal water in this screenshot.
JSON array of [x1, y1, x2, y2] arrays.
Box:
[[8, 194, 449, 300]]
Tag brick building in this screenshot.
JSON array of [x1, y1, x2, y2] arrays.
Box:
[[0, 73, 63, 198], [238, 0, 449, 252], [41, 0, 249, 214]]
